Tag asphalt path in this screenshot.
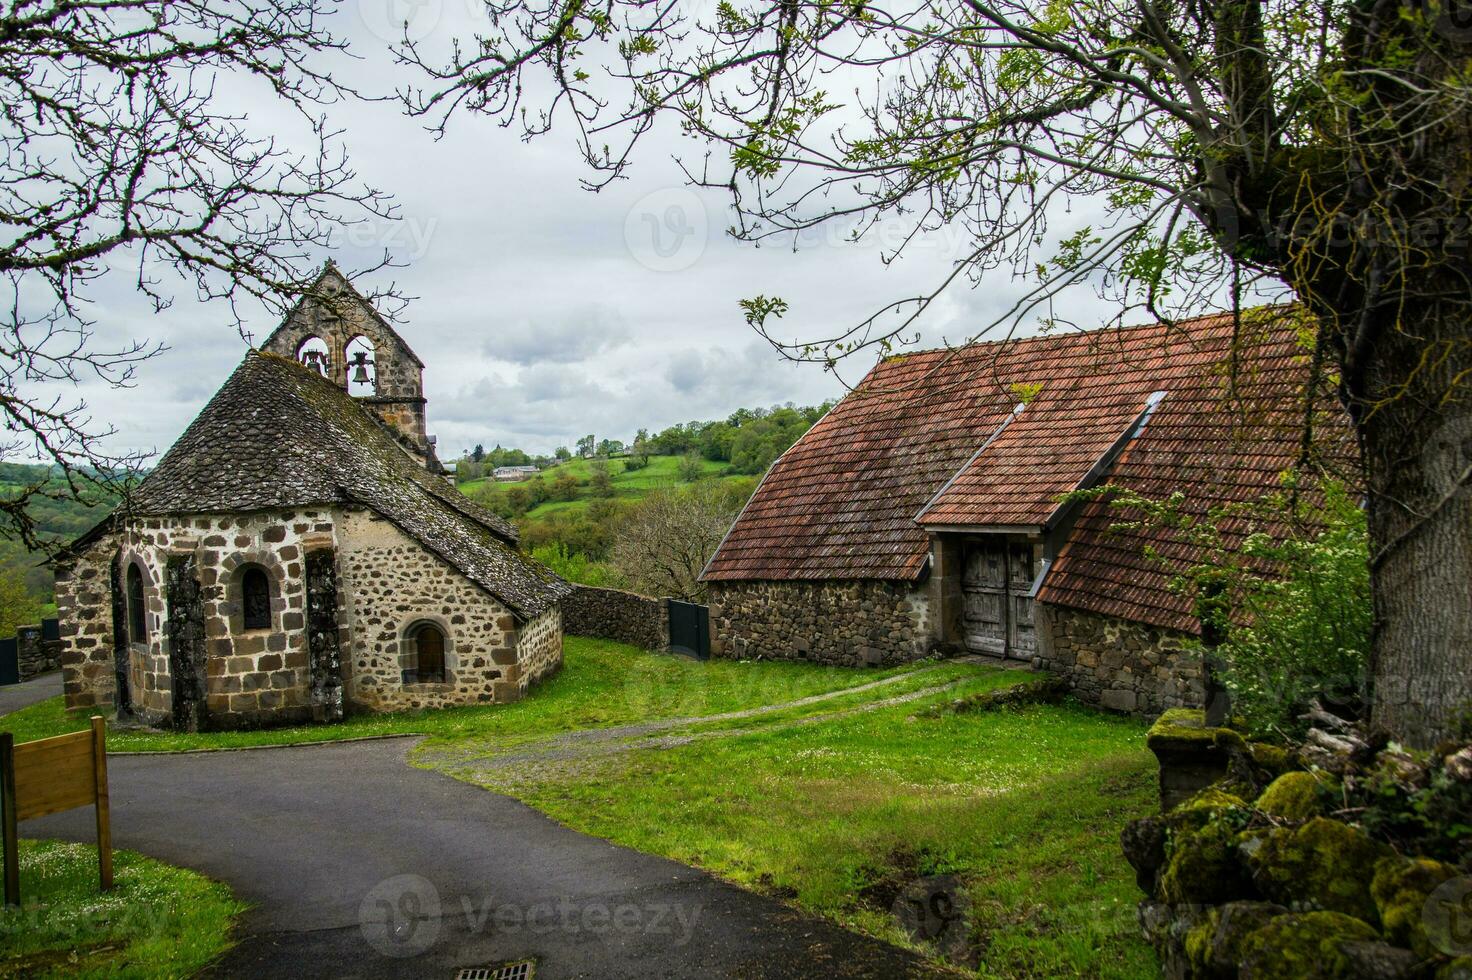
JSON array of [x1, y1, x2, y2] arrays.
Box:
[[24, 737, 937, 979]]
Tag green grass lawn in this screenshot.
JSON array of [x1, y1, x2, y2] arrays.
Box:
[[419, 669, 1158, 979], [0, 638, 943, 752], [460, 455, 751, 521], [0, 839, 243, 978]]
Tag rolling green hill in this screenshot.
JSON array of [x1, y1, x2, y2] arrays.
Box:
[[459, 455, 751, 522]]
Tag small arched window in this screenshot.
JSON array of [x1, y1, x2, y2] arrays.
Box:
[[126, 563, 147, 644], [407, 623, 446, 683], [241, 567, 272, 631]]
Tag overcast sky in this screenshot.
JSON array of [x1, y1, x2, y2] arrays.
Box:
[[28, 1, 1130, 463]]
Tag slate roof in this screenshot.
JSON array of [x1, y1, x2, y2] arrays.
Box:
[[703, 309, 1356, 634], [102, 351, 569, 619]]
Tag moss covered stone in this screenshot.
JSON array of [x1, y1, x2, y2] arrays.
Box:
[[1148, 708, 1248, 753], [1371, 854, 1460, 958], [1237, 911, 1380, 979], [1161, 818, 1257, 906], [1250, 742, 1294, 776], [1256, 771, 1330, 821], [1247, 818, 1388, 921]]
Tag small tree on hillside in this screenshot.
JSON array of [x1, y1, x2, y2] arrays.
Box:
[[590, 460, 615, 497], [677, 452, 706, 483]]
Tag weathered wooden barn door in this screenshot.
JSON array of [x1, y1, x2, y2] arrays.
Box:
[[962, 542, 1008, 655], [1007, 543, 1039, 660], [963, 540, 1038, 660]]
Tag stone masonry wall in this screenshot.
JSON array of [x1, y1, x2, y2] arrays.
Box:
[[59, 505, 562, 725], [335, 508, 548, 710], [561, 585, 668, 652], [1035, 602, 1203, 716], [707, 579, 932, 667], [515, 605, 563, 691], [55, 529, 121, 713], [16, 626, 61, 680]]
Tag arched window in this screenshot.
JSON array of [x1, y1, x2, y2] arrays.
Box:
[[241, 566, 272, 631], [407, 622, 446, 683], [296, 335, 330, 377], [126, 563, 147, 644], [344, 335, 377, 397]]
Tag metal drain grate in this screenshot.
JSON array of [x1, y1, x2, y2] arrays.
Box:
[[455, 962, 533, 980]]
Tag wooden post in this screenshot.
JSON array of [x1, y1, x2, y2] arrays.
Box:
[[90, 716, 112, 891], [1, 732, 17, 907]]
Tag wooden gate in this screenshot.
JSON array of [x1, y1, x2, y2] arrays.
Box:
[[962, 540, 1039, 660]]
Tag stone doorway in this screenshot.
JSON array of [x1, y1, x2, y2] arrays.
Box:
[[961, 539, 1039, 660]]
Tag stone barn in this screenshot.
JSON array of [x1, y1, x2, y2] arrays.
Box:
[[54, 266, 570, 730], [702, 310, 1356, 716]]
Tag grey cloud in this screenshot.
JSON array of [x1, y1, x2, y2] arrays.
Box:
[[488, 307, 632, 365]]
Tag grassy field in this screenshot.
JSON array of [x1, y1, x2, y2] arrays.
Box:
[[460, 455, 752, 521], [418, 665, 1159, 978], [0, 638, 947, 752], [0, 839, 243, 978], [4, 640, 1158, 976]]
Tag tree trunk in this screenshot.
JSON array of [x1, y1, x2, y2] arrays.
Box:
[[1352, 305, 1472, 746]]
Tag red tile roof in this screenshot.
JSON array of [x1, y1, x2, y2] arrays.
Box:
[[703, 309, 1357, 633]]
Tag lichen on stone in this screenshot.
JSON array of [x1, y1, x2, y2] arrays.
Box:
[[1246, 817, 1388, 922], [1371, 854, 1460, 957], [1236, 911, 1380, 980], [1256, 771, 1332, 822]]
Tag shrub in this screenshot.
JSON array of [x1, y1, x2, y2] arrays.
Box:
[[531, 543, 625, 589], [1076, 476, 1370, 740]]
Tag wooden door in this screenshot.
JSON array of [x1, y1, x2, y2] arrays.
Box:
[[962, 540, 1040, 659], [1007, 543, 1039, 660], [962, 542, 1008, 655]]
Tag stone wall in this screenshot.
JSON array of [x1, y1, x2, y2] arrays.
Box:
[[515, 606, 563, 690], [561, 585, 668, 652], [1035, 602, 1203, 715], [55, 528, 120, 713], [16, 626, 62, 680], [58, 505, 562, 726], [707, 579, 932, 666], [334, 508, 548, 710]]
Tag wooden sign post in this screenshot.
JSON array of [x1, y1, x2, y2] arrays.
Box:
[[0, 716, 112, 906]]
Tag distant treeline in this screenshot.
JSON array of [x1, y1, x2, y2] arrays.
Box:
[[455, 400, 834, 479]]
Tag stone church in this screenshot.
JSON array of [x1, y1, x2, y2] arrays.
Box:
[[54, 263, 570, 731]]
